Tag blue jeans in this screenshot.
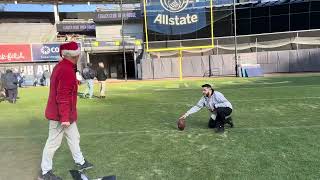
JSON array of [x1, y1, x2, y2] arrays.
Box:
[[45, 79, 50, 87], [85, 79, 94, 98]]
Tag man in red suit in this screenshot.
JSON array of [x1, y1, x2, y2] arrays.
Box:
[[39, 42, 93, 180]]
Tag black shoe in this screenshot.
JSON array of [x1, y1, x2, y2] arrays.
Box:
[[38, 170, 62, 180], [208, 118, 217, 129], [226, 117, 234, 128], [76, 159, 93, 171], [228, 121, 234, 128], [215, 126, 224, 133], [81, 94, 89, 98]]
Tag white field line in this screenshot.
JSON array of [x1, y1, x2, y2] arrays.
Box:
[[153, 96, 320, 106], [150, 84, 320, 92], [74, 96, 320, 106], [1, 125, 320, 140], [2, 96, 320, 112], [105, 84, 320, 95]]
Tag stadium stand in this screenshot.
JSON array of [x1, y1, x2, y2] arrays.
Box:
[[0, 23, 56, 43]]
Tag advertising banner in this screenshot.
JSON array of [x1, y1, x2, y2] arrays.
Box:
[[56, 23, 96, 32], [94, 10, 141, 22], [32, 43, 81, 62], [143, 0, 214, 51], [0, 44, 32, 63]]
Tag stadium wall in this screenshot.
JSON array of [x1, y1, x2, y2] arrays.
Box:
[[140, 48, 320, 79], [96, 23, 143, 40]]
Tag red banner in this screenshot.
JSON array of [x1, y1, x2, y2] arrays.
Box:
[[0, 44, 32, 63]]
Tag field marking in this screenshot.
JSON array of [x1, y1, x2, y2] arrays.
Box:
[[155, 96, 320, 106], [1, 96, 319, 111], [65, 96, 320, 105], [100, 84, 320, 96], [150, 84, 320, 92], [231, 96, 320, 102], [80, 96, 320, 106], [1, 125, 320, 140]]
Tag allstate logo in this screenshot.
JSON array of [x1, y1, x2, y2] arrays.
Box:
[[160, 0, 189, 13], [41, 46, 51, 55]]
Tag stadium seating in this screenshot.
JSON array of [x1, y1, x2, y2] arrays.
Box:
[[0, 23, 56, 43]]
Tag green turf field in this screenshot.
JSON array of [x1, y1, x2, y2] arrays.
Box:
[[0, 74, 320, 180]]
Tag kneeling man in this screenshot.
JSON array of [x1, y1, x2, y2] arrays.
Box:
[[180, 84, 233, 133]]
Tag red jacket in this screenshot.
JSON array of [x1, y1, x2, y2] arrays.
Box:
[[45, 59, 78, 122]]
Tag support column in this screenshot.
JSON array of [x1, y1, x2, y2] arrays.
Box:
[[256, 38, 258, 64], [134, 48, 138, 79], [179, 49, 183, 80], [86, 52, 90, 63], [216, 39, 219, 55], [53, 3, 60, 24], [233, 0, 238, 77], [120, 0, 127, 81], [296, 32, 299, 50]]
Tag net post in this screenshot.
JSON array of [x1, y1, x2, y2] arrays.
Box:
[[179, 49, 183, 81]]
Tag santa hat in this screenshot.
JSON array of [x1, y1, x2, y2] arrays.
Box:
[[59, 41, 81, 58]]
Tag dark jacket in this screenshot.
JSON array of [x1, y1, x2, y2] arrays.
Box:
[[0, 72, 5, 91], [45, 59, 78, 123], [82, 67, 96, 80], [4, 71, 18, 90], [96, 67, 108, 81]]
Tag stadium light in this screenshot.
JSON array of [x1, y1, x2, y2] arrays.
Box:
[[14, 0, 17, 4], [87, 1, 90, 5]]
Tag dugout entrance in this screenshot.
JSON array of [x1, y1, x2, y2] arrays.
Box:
[[89, 52, 135, 79]]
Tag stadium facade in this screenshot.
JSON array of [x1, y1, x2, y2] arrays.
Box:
[[1, 0, 320, 82]]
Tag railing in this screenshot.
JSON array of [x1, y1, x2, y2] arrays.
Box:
[[41, 25, 57, 43], [83, 37, 142, 48], [60, 19, 94, 23]]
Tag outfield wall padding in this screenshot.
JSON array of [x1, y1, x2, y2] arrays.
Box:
[[140, 48, 320, 79]]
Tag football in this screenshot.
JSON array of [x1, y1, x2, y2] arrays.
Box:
[[177, 117, 186, 131]]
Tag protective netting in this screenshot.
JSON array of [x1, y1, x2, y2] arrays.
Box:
[[148, 29, 320, 57]]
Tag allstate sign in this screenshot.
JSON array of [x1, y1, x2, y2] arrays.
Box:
[[147, 0, 207, 35], [32, 44, 61, 62], [160, 0, 189, 13]]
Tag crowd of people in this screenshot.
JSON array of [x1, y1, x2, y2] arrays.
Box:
[[0, 68, 54, 103], [0, 60, 108, 105]]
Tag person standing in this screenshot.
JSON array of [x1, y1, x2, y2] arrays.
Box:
[[96, 62, 108, 98], [43, 70, 51, 87], [0, 71, 4, 92], [0, 71, 6, 101], [81, 63, 96, 99], [38, 42, 93, 180], [18, 70, 25, 87], [4, 69, 18, 103]]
